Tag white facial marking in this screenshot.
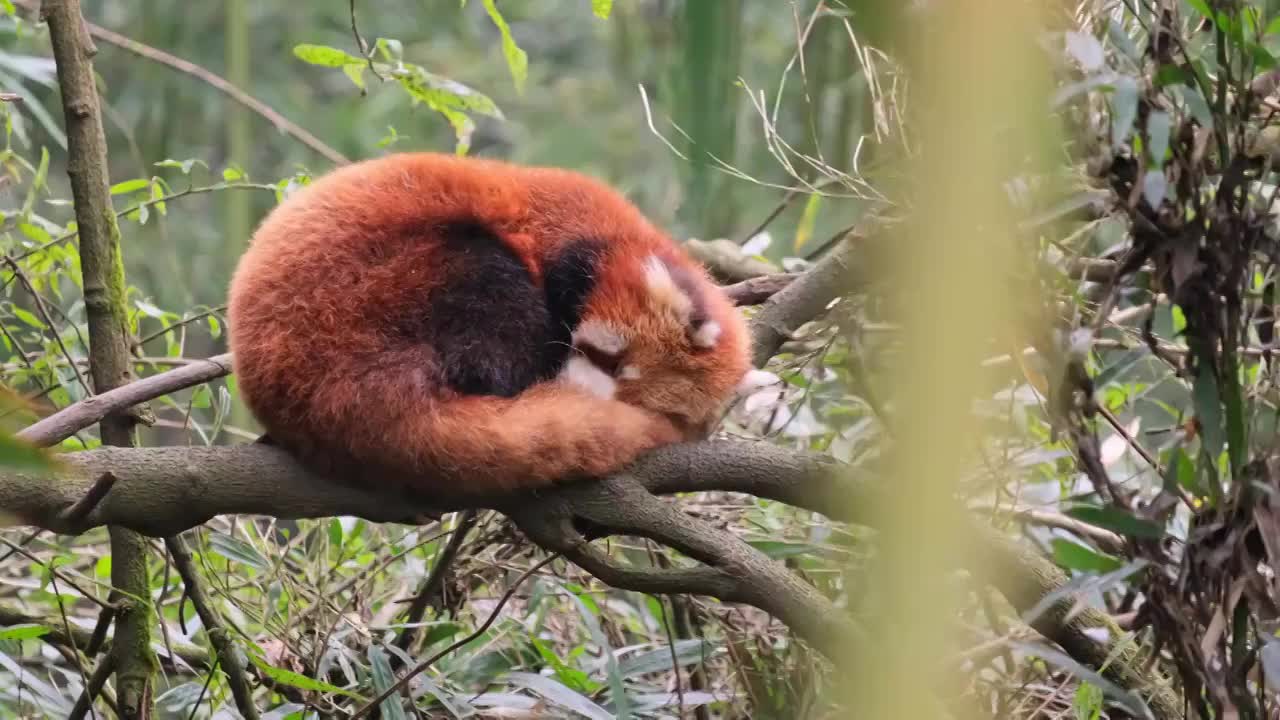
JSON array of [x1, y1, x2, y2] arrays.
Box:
[[619, 365, 642, 380], [735, 369, 780, 396], [642, 255, 693, 320], [559, 355, 617, 399], [691, 320, 722, 349], [573, 319, 628, 354]]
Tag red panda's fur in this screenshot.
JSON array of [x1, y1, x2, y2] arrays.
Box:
[[227, 152, 752, 498]]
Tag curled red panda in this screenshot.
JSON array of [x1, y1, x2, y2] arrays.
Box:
[[227, 152, 753, 497]]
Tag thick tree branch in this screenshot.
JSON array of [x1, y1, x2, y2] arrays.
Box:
[[0, 437, 1174, 713], [748, 231, 864, 366], [505, 474, 859, 660]]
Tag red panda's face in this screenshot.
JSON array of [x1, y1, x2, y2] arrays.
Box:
[[556, 253, 754, 438]]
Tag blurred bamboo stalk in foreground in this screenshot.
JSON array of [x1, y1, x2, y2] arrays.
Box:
[[841, 1, 1058, 716]]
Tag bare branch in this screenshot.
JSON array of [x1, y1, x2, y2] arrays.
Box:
[[721, 273, 798, 306], [165, 535, 259, 720], [506, 474, 859, 659], [748, 229, 865, 366], [15, 0, 348, 166], [0, 604, 210, 671], [19, 354, 233, 448]]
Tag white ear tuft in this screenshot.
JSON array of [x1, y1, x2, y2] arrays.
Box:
[[573, 320, 628, 354], [691, 320, 722, 349], [643, 255, 693, 319]]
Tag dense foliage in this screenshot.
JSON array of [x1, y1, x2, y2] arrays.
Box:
[[16, 0, 1280, 718]]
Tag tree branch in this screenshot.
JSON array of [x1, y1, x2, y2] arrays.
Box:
[[165, 535, 259, 720], [0, 435, 1176, 716], [19, 354, 233, 448], [505, 474, 859, 660], [14, 0, 349, 166]]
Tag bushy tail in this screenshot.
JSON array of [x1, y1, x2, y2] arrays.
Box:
[[375, 384, 684, 493]]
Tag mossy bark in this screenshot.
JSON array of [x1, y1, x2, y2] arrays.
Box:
[[42, 1, 157, 716]]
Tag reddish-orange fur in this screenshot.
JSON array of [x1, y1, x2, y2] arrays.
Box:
[[227, 152, 751, 498]]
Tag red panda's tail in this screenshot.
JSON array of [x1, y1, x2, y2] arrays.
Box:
[[354, 383, 686, 493]]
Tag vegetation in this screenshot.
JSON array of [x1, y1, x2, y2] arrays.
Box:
[[10, 1, 1280, 719]]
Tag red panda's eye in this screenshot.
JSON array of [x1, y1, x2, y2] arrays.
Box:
[[576, 342, 623, 376]]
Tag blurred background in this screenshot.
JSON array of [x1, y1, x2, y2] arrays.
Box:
[[0, 1, 869, 316]]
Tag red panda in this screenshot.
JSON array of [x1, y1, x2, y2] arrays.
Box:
[[226, 152, 754, 498]]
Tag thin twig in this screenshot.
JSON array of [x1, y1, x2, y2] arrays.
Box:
[[350, 554, 560, 718], [165, 534, 260, 720], [393, 509, 479, 657], [11, 0, 349, 166], [18, 353, 232, 448], [348, 0, 383, 83], [58, 471, 117, 526], [67, 653, 115, 720]]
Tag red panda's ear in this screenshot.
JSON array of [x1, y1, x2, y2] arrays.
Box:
[[642, 254, 723, 350], [642, 255, 694, 322]]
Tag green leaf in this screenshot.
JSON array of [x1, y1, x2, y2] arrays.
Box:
[[793, 192, 821, 251], [342, 63, 366, 91], [1251, 42, 1277, 70], [1147, 111, 1171, 167], [1074, 681, 1105, 720], [1171, 304, 1187, 335], [1110, 76, 1139, 147], [292, 44, 362, 68], [10, 305, 44, 329], [1106, 18, 1139, 61], [17, 222, 50, 245], [1065, 506, 1164, 539], [247, 653, 362, 698], [1051, 538, 1123, 573], [1142, 169, 1167, 207], [21, 146, 48, 220], [591, 0, 612, 19], [0, 624, 49, 641], [154, 158, 207, 176], [531, 638, 598, 693], [619, 639, 716, 678], [1153, 64, 1191, 88], [1185, 0, 1212, 21], [134, 300, 167, 319], [481, 0, 528, 94], [0, 431, 57, 473], [1175, 84, 1213, 128], [1093, 348, 1147, 387], [110, 178, 150, 195], [1192, 360, 1225, 461], [1268, 15, 1280, 35], [94, 554, 111, 579], [563, 588, 630, 718], [206, 531, 269, 570], [367, 647, 407, 720], [505, 672, 614, 720]]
